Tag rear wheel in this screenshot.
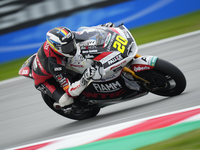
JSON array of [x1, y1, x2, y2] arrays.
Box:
[[41, 93, 101, 120], [136, 58, 186, 96]]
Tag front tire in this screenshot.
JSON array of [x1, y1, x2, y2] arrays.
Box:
[[41, 93, 101, 120], [137, 58, 186, 96]]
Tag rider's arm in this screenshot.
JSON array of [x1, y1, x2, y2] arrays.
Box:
[[48, 57, 95, 97], [67, 67, 95, 97]]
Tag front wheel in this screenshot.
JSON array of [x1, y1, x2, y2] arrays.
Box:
[[137, 58, 186, 96], [41, 93, 101, 120]]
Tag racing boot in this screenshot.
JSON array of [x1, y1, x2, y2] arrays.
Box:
[[53, 102, 61, 110], [54, 98, 86, 114], [53, 93, 74, 110]]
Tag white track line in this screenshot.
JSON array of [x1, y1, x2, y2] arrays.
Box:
[[0, 29, 200, 86]]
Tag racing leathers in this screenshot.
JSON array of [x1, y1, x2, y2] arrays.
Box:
[[32, 41, 95, 107]]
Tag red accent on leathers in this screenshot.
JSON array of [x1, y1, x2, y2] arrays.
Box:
[[32, 41, 71, 97], [35, 54, 52, 76], [43, 82, 56, 93], [32, 71, 52, 86]]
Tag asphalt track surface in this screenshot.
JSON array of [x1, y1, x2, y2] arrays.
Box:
[[1, 32, 200, 149]]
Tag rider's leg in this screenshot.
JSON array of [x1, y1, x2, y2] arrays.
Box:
[[35, 78, 74, 109]]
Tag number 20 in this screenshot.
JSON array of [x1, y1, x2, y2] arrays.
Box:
[[113, 35, 128, 53]]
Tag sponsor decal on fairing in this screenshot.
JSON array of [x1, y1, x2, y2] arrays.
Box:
[[83, 89, 126, 99], [82, 50, 98, 54], [133, 64, 154, 72], [93, 81, 122, 93], [107, 54, 123, 65]]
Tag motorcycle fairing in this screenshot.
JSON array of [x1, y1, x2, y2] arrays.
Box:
[[82, 74, 134, 100], [131, 56, 158, 72]]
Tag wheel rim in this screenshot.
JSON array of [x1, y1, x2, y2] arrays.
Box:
[[145, 71, 177, 93]]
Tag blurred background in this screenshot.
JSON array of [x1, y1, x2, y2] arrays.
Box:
[[1, 1, 200, 149], [0, 0, 200, 78]]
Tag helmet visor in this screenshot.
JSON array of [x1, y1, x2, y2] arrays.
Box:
[[61, 39, 77, 57]]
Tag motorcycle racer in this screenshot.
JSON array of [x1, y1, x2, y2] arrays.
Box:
[[32, 23, 115, 111], [18, 22, 186, 120]]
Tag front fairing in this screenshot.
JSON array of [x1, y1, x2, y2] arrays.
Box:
[[75, 26, 138, 57], [67, 25, 138, 79]]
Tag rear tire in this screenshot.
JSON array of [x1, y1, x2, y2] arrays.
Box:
[[41, 93, 101, 120]]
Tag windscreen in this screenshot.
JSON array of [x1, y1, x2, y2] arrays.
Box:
[[76, 27, 108, 46]]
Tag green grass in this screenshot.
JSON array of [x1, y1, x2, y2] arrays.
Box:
[[137, 128, 200, 150], [130, 10, 200, 45], [0, 10, 200, 81], [0, 57, 28, 80]]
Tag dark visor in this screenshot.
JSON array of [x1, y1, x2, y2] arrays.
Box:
[[61, 39, 76, 55]]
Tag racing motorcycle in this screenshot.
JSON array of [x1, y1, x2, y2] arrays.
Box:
[[19, 24, 186, 120]]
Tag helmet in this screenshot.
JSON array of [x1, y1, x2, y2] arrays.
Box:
[[46, 27, 77, 57]]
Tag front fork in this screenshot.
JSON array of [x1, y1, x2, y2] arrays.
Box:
[[122, 53, 150, 84]]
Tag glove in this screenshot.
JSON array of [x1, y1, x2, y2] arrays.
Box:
[[82, 67, 96, 82], [68, 67, 96, 97], [101, 22, 115, 27]]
